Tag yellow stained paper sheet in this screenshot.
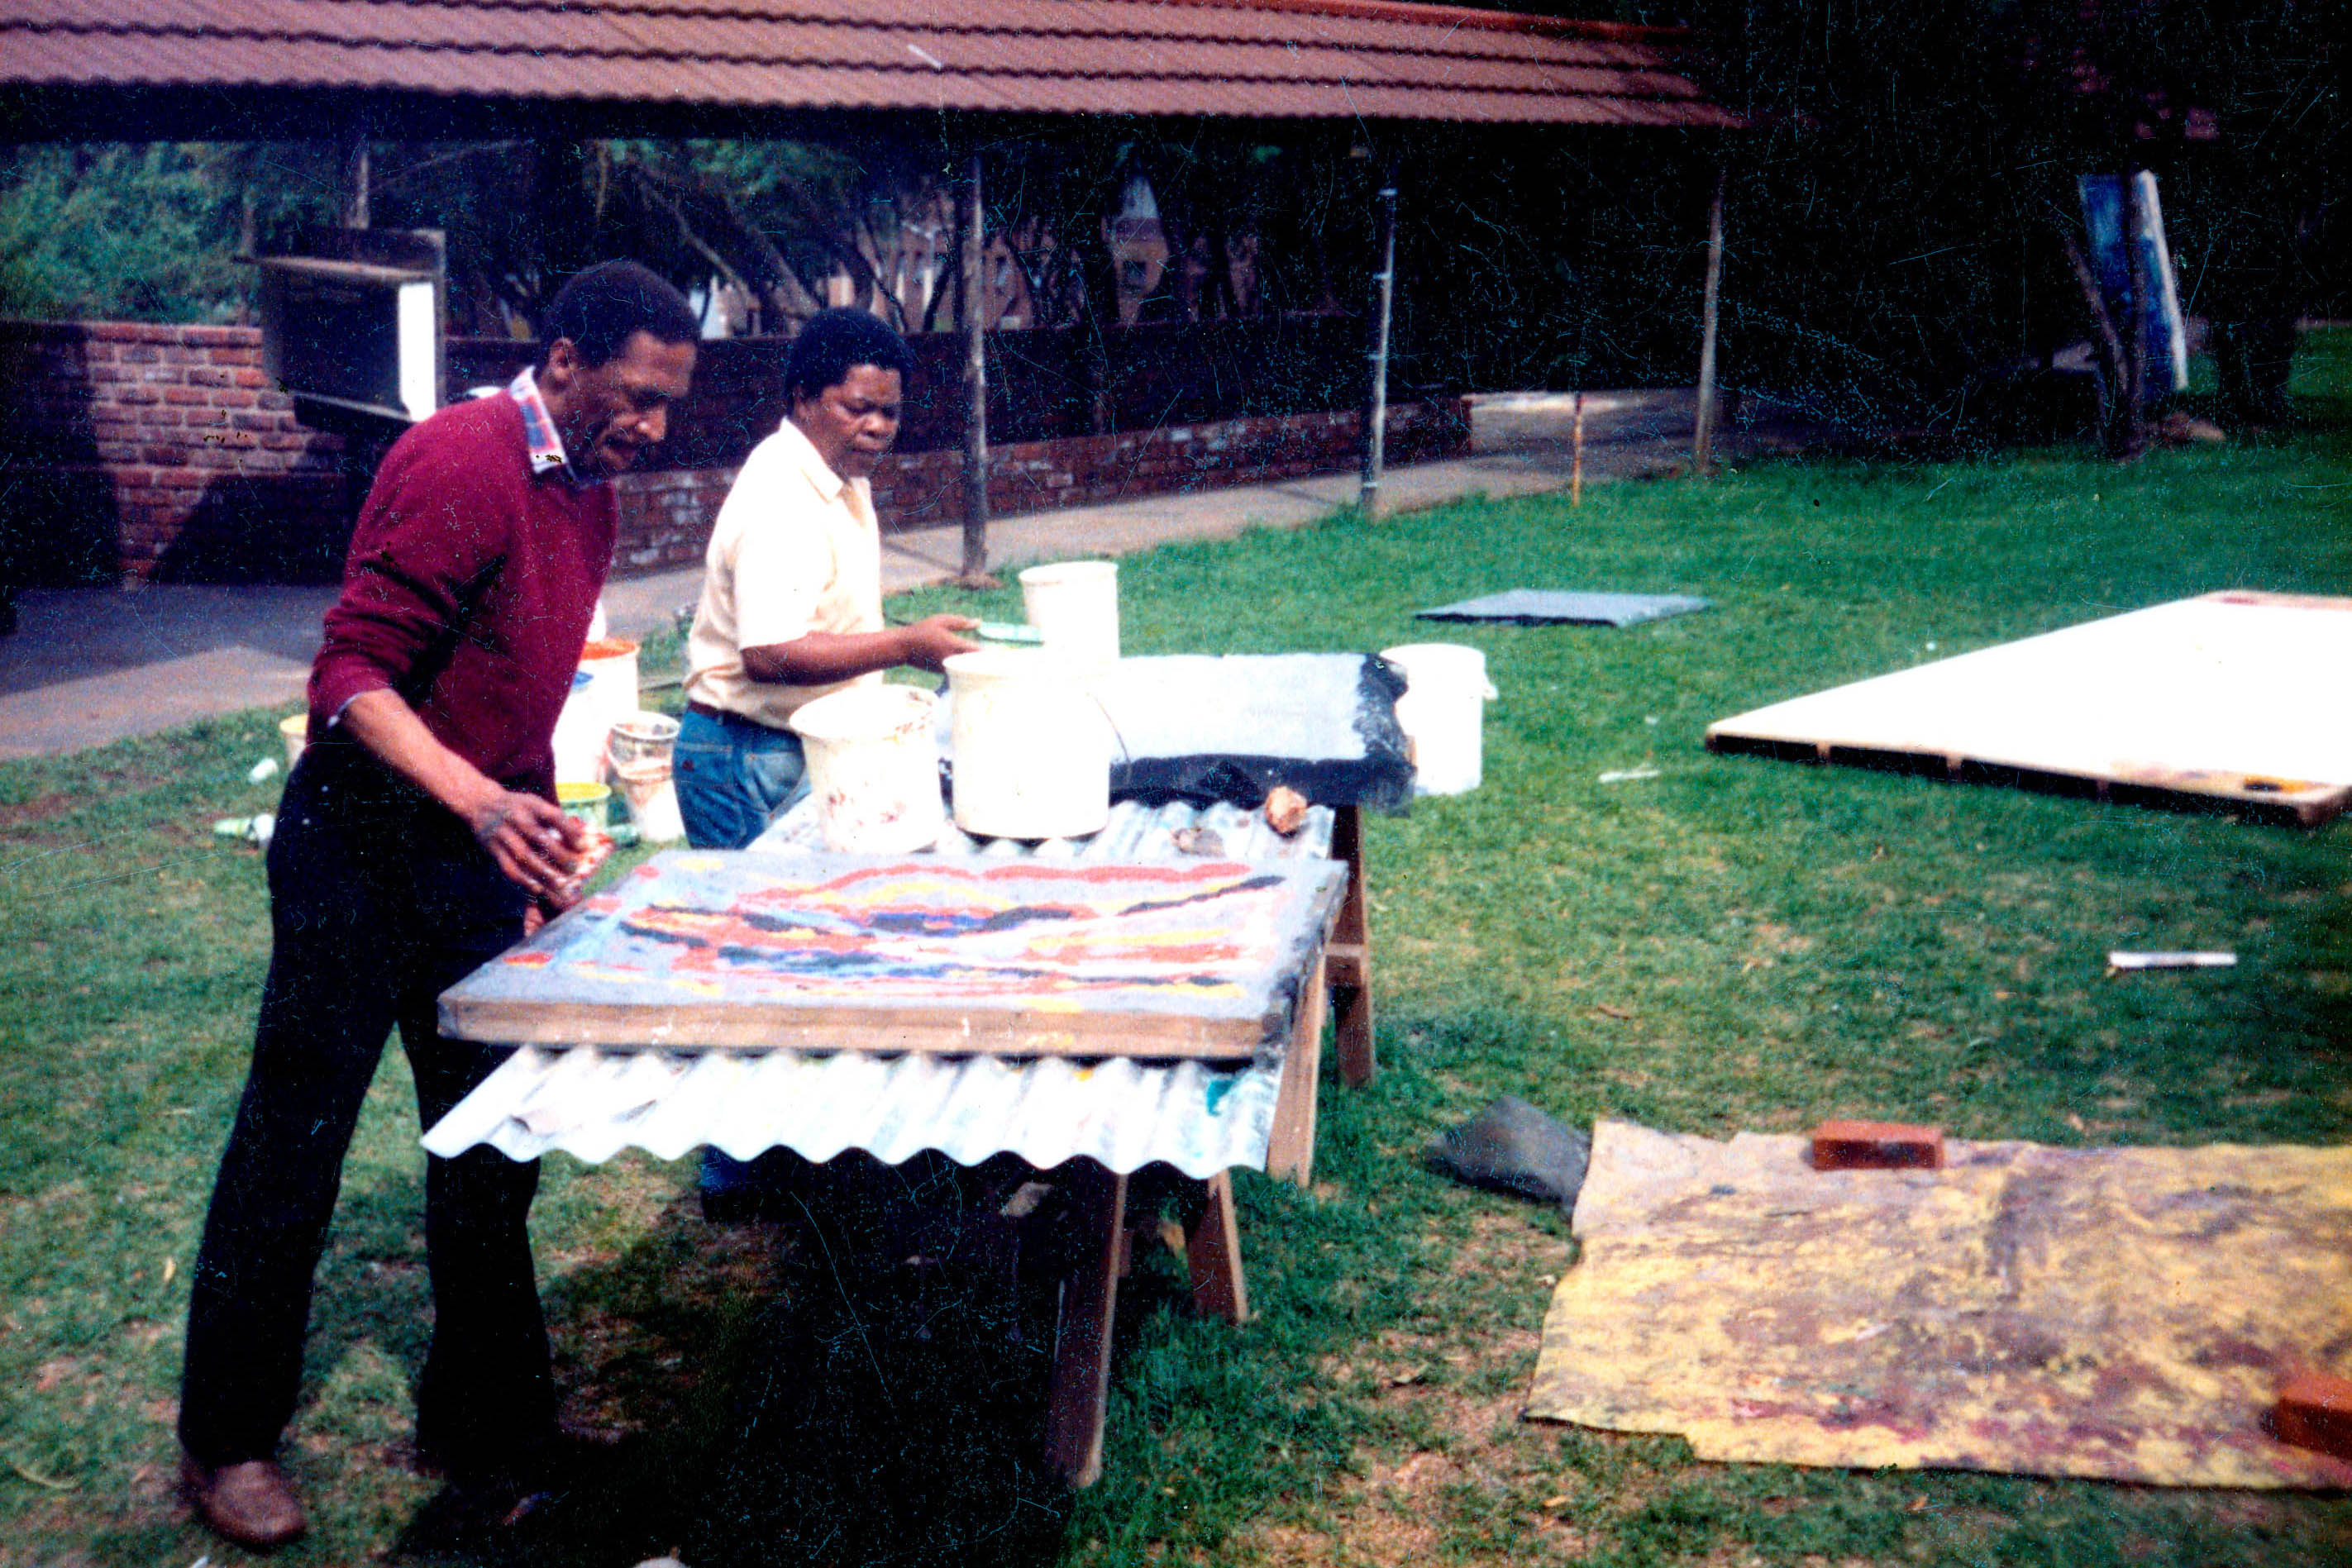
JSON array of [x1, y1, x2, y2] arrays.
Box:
[[1529, 1121, 2352, 1488]]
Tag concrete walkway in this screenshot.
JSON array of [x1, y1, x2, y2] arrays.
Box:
[[0, 390, 1792, 760]]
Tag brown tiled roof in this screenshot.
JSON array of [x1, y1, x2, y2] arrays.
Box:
[[0, 0, 1739, 128]]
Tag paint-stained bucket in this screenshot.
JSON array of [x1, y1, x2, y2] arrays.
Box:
[[789, 684, 945, 855], [608, 711, 685, 844], [1017, 560, 1120, 670], [557, 780, 611, 831], [279, 712, 308, 769], [946, 649, 1111, 840], [1380, 643, 1499, 796]]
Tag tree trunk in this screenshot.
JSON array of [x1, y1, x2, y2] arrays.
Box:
[[340, 127, 370, 230], [1691, 167, 1727, 475], [2114, 174, 2151, 460], [959, 150, 993, 587]]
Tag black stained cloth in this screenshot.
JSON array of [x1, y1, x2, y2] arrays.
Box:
[[1098, 652, 1414, 813]]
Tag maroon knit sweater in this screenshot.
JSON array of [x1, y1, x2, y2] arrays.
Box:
[[309, 394, 614, 803]]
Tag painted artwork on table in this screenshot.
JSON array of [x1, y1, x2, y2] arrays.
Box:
[[439, 850, 1346, 1060]]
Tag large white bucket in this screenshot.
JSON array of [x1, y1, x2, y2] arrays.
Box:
[[1381, 643, 1500, 796], [946, 649, 1112, 840], [1018, 560, 1120, 669], [788, 684, 946, 855]]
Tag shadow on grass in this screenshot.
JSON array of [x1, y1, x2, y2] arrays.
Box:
[[305, 1152, 1109, 1567]]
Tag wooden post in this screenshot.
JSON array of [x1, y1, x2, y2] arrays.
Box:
[[1570, 390, 1586, 507], [959, 149, 993, 586], [340, 126, 370, 230], [1691, 166, 1726, 475], [1357, 172, 1398, 518]]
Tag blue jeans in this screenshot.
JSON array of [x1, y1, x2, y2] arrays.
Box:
[[675, 705, 811, 852], [674, 706, 813, 1206]]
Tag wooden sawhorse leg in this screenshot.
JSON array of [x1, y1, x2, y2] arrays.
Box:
[[1043, 1163, 1252, 1489], [1184, 1171, 1248, 1324], [1266, 952, 1329, 1187], [1044, 1160, 1126, 1489], [1327, 804, 1375, 1087]]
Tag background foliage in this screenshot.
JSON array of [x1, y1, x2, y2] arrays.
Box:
[[0, 2, 2340, 429]]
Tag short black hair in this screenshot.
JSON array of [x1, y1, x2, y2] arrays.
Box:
[[785, 308, 914, 403], [541, 260, 699, 369]]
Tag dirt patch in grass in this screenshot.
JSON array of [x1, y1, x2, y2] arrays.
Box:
[[0, 792, 74, 827]]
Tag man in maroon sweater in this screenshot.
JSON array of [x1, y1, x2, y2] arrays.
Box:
[[178, 261, 697, 1549]]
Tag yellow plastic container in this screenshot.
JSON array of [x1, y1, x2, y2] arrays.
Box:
[[556, 780, 611, 830]]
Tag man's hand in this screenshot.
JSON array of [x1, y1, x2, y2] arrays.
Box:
[[336, 689, 587, 906], [469, 788, 586, 903], [896, 614, 981, 672]]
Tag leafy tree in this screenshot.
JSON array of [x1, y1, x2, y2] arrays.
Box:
[[0, 143, 338, 322]]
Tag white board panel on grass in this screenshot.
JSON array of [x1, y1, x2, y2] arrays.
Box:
[[1705, 592, 2352, 824]]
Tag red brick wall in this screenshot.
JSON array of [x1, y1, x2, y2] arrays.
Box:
[[5, 318, 1467, 586], [1, 320, 351, 584], [611, 398, 1471, 577]]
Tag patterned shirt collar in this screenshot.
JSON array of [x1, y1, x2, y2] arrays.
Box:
[[508, 365, 577, 481]]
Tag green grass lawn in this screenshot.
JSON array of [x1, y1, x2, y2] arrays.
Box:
[[3, 336, 2349, 1566]]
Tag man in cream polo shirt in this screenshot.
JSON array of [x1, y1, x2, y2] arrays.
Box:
[[676, 309, 976, 850]]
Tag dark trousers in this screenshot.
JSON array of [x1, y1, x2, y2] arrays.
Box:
[[179, 742, 555, 1480]]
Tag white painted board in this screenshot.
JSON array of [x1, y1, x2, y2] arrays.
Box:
[[1706, 592, 2352, 824]]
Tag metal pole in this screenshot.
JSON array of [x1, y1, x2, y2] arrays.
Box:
[[1691, 166, 1726, 475], [1358, 174, 1398, 518], [959, 149, 991, 584]]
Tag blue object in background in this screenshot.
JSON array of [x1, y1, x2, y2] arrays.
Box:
[[2079, 171, 2190, 403]]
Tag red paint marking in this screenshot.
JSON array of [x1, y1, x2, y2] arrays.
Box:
[[503, 951, 555, 967]]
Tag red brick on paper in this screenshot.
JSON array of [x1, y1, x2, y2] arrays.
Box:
[[1810, 1120, 1945, 1171], [2274, 1371, 2352, 1461]]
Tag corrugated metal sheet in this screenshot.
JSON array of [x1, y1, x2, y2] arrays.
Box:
[[0, 0, 1740, 128], [421, 799, 1334, 1173], [421, 1043, 1284, 1176]]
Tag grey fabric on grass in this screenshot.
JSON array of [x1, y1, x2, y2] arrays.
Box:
[[1424, 1095, 1592, 1213], [1417, 589, 1712, 627]]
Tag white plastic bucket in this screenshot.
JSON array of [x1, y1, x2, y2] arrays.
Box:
[[946, 649, 1112, 840], [608, 711, 685, 844], [788, 684, 945, 855], [1018, 560, 1120, 669], [579, 636, 640, 745], [551, 669, 604, 785], [553, 638, 640, 785], [1381, 643, 1500, 796]]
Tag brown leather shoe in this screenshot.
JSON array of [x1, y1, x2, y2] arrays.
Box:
[[180, 1454, 307, 1549]]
